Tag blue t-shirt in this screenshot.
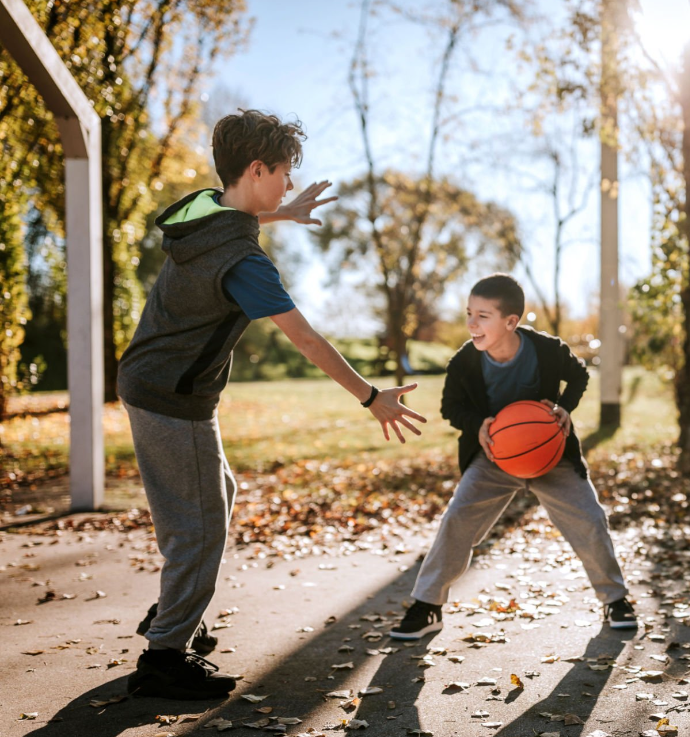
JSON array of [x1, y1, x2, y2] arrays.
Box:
[[222, 255, 295, 320], [481, 334, 540, 415]]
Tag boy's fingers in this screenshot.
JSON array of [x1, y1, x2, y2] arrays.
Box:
[[402, 408, 427, 423], [391, 421, 406, 444], [398, 417, 422, 435], [314, 195, 339, 206], [397, 382, 418, 394], [380, 421, 390, 442]]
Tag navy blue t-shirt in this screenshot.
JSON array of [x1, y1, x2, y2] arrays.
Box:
[[222, 255, 295, 319], [481, 334, 540, 415]]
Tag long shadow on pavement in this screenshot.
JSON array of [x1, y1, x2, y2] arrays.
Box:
[[22, 562, 428, 737], [492, 626, 636, 736]]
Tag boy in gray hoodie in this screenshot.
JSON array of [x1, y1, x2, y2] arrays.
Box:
[[117, 110, 426, 700]]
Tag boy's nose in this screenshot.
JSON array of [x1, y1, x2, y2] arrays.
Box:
[[287, 179, 294, 192]]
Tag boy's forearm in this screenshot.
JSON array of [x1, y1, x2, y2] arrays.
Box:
[[294, 331, 371, 402], [257, 209, 292, 225], [558, 344, 589, 413]]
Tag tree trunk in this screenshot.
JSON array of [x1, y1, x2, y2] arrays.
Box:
[[676, 43, 690, 474]]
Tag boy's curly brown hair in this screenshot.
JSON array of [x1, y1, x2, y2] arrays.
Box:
[[212, 109, 306, 188]]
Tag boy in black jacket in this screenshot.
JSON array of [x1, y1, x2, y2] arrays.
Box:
[[390, 273, 636, 639]]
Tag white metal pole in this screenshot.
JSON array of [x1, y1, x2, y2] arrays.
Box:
[[600, 0, 623, 427]]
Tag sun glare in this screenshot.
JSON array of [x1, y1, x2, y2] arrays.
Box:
[[635, 0, 690, 68]]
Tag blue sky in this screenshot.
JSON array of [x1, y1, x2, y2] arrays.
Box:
[[204, 0, 690, 335]]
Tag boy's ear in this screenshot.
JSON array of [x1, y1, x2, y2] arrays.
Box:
[[248, 160, 262, 179], [506, 314, 520, 331]]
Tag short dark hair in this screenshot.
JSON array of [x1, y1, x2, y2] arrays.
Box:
[[212, 109, 306, 188], [470, 273, 525, 318]]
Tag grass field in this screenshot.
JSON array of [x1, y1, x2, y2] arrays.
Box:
[[1, 367, 678, 487]]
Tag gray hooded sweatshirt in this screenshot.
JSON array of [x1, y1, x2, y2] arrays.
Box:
[[117, 189, 269, 420]]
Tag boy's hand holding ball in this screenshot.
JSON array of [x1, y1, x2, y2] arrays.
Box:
[[479, 416, 496, 461]]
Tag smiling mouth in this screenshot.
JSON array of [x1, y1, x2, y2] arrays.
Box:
[[470, 334, 484, 340]]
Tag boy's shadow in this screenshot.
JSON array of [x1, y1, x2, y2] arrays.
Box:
[[22, 675, 221, 736], [492, 625, 637, 736]]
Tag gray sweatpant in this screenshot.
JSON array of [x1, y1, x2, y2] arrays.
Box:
[[412, 454, 628, 606], [124, 402, 236, 650]]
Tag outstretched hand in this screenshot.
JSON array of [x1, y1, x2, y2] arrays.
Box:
[[278, 180, 338, 225], [367, 383, 427, 443]]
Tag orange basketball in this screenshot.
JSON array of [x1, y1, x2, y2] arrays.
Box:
[[488, 400, 566, 478]]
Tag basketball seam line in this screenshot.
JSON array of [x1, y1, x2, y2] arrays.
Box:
[[490, 419, 557, 438], [492, 427, 565, 461]]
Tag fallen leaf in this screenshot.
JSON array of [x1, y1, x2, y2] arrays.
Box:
[[14, 619, 33, 626], [277, 717, 302, 725], [244, 718, 271, 728], [340, 697, 361, 710], [510, 674, 524, 689], [476, 677, 497, 686], [449, 655, 465, 663], [331, 662, 354, 670], [22, 650, 45, 656], [89, 695, 127, 708], [480, 723, 503, 729], [203, 718, 233, 731], [564, 714, 584, 725], [338, 645, 355, 653], [472, 710, 490, 718], [156, 715, 178, 725], [541, 655, 560, 664], [327, 690, 354, 699], [18, 713, 38, 720], [640, 671, 664, 681], [255, 707, 273, 714], [242, 694, 269, 703], [346, 719, 369, 730], [359, 687, 383, 695]]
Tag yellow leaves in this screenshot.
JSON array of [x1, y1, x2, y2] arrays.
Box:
[[510, 673, 525, 689]]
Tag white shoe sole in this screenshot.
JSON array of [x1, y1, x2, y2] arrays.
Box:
[[608, 620, 638, 629], [389, 621, 443, 640]]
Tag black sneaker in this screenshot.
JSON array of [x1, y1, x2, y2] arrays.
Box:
[[389, 600, 443, 640], [604, 598, 638, 629], [137, 602, 218, 655], [127, 648, 235, 700]]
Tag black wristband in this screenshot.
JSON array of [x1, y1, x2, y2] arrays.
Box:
[[361, 385, 379, 408]]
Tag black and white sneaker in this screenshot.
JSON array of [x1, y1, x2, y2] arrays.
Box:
[[137, 602, 218, 655], [389, 600, 443, 640], [127, 648, 235, 700], [604, 598, 638, 629]]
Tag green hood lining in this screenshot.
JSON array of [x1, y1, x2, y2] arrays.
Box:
[[163, 189, 235, 225]]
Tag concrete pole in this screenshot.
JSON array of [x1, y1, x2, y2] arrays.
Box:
[[0, 0, 104, 509], [599, 0, 623, 427]]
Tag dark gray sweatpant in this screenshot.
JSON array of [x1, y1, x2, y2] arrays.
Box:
[[124, 402, 236, 650], [412, 454, 628, 606]]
